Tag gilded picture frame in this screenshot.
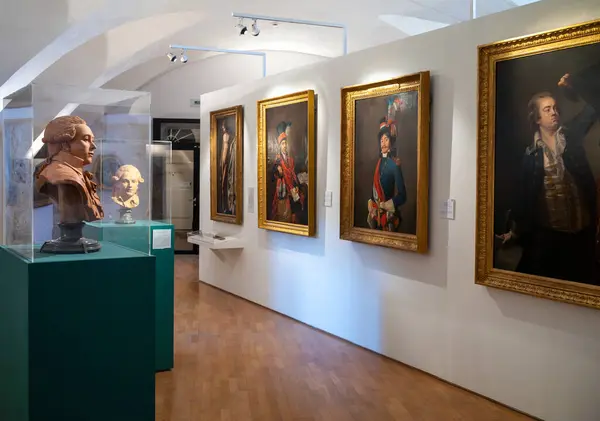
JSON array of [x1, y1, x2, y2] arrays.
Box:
[[257, 90, 316, 236], [210, 105, 244, 225], [340, 72, 431, 252], [476, 19, 600, 309]]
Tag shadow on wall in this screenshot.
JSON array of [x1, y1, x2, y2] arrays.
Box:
[[258, 94, 327, 258], [209, 71, 457, 353], [250, 80, 334, 330], [370, 72, 455, 370], [486, 286, 600, 419], [196, 66, 455, 360], [355, 73, 455, 288], [490, 286, 600, 338]]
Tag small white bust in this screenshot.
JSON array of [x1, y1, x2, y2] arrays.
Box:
[[111, 164, 144, 209]]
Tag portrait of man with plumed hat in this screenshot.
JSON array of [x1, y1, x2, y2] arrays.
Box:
[[351, 90, 419, 236], [259, 91, 313, 234], [271, 119, 306, 223], [366, 115, 407, 231]]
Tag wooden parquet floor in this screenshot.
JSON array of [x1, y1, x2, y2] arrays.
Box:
[[155, 255, 535, 421]]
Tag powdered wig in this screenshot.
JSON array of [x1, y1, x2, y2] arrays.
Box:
[[112, 164, 144, 184], [42, 116, 87, 155], [42, 116, 87, 144]]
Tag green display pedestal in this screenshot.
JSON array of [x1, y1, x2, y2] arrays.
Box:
[[0, 242, 155, 421], [84, 220, 174, 372]]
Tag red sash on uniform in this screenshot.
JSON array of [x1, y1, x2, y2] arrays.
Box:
[[279, 155, 300, 194], [271, 154, 304, 219], [373, 158, 387, 227]]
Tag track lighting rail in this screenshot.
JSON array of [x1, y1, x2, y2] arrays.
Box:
[[167, 44, 267, 78], [231, 12, 348, 55]]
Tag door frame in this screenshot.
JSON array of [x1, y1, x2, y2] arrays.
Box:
[[152, 118, 200, 255]]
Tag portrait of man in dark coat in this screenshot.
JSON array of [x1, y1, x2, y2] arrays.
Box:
[[495, 59, 600, 286]]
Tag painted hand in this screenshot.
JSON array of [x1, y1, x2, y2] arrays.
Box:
[[558, 73, 571, 87], [496, 230, 516, 245], [379, 199, 395, 213], [291, 187, 300, 202], [368, 199, 377, 218]]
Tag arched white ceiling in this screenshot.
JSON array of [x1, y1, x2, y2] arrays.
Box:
[[35, 12, 206, 87], [34, 3, 401, 92], [106, 50, 331, 92], [0, 0, 173, 97], [1, 0, 536, 97]]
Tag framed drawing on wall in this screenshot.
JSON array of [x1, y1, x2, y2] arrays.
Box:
[[210, 105, 243, 224], [257, 90, 316, 236], [476, 19, 600, 309], [340, 71, 430, 252]]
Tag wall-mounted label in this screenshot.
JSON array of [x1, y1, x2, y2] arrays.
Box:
[[248, 187, 255, 214], [324, 190, 333, 207], [440, 199, 456, 220]]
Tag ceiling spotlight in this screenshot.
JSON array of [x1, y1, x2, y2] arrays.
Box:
[[167, 52, 177, 62], [180, 50, 188, 63], [235, 18, 247, 35], [250, 19, 260, 36]]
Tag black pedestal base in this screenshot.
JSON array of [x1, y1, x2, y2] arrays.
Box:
[[40, 222, 101, 254], [116, 207, 136, 225]]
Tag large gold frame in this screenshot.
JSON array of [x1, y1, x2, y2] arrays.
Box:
[[210, 105, 244, 225], [476, 19, 600, 309], [340, 72, 430, 252], [257, 90, 316, 236]]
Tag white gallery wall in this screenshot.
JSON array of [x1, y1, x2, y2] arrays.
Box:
[[198, 0, 600, 420], [137, 52, 328, 119]]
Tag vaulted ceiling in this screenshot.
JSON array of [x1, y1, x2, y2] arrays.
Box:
[[0, 0, 539, 96]]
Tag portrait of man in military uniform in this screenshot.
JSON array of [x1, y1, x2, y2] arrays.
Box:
[[493, 44, 600, 286], [353, 92, 419, 236]]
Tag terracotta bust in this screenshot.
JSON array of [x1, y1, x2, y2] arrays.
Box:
[[33, 115, 104, 252], [111, 164, 144, 209]]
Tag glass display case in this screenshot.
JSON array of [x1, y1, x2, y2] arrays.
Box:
[[149, 140, 172, 224], [1, 83, 171, 261]]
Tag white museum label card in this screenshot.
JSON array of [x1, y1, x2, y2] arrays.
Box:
[[324, 190, 333, 207], [153, 229, 172, 250], [248, 187, 255, 214], [440, 199, 456, 220]]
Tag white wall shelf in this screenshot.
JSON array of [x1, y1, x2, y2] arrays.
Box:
[[187, 234, 244, 250]]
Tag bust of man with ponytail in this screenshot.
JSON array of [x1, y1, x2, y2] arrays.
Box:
[[34, 116, 104, 225]]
